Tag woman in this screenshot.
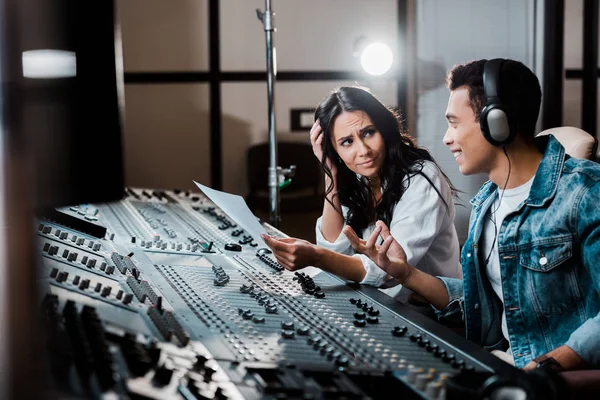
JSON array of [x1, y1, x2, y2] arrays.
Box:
[[261, 86, 461, 297]]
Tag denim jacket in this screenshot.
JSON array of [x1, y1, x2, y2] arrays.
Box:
[[437, 135, 600, 369]]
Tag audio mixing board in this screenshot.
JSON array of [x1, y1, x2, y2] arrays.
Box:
[[36, 187, 520, 399]]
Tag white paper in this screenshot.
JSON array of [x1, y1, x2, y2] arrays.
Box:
[[193, 181, 268, 248]]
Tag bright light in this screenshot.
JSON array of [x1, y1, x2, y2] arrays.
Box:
[[360, 43, 393, 76], [22, 50, 76, 79]]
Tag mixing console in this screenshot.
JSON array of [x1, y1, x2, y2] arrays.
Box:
[[36, 187, 521, 399]]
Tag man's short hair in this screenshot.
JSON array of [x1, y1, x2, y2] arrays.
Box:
[[446, 59, 542, 139]]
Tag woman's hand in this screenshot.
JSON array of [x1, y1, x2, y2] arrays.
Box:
[[343, 221, 412, 283], [261, 234, 320, 271], [310, 120, 337, 177]]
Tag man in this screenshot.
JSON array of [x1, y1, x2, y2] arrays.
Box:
[[345, 58, 600, 371]]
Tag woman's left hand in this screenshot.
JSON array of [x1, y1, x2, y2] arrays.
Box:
[[261, 234, 319, 271]]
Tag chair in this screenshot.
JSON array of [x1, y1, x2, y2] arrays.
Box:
[[246, 142, 324, 213], [536, 126, 598, 160]]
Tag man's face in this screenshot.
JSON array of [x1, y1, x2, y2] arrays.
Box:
[[443, 87, 497, 175]]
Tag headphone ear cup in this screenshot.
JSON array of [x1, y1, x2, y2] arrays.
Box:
[[480, 104, 513, 146]]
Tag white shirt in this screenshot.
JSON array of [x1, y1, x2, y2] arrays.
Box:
[[315, 161, 462, 299], [481, 176, 534, 351]]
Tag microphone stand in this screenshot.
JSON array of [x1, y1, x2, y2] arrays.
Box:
[[257, 0, 295, 228]]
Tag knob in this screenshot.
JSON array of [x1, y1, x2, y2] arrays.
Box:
[[281, 321, 295, 330], [281, 330, 295, 339], [354, 312, 366, 319], [297, 326, 310, 336], [123, 293, 134, 305], [335, 356, 349, 367], [224, 243, 242, 252], [56, 272, 68, 283]]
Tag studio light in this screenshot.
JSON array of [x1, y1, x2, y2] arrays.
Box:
[[360, 42, 393, 76]]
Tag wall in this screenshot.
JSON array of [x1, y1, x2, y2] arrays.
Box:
[[117, 0, 399, 196], [563, 0, 600, 133], [414, 0, 542, 242]]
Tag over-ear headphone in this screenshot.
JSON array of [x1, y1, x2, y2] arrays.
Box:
[[480, 58, 515, 146]]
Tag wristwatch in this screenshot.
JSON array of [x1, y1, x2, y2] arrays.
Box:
[[533, 354, 564, 372]]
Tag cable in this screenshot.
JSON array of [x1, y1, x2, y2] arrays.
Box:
[[483, 147, 512, 268], [480, 147, 512, 344]]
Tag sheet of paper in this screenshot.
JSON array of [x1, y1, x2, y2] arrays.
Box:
[[193, 181, 268, 248]]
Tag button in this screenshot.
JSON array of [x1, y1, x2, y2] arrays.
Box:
[[353, 319, 366, 327], [50, 268, 59, 278], [539, 256, 548, 266], [73, 276, 80, 285]]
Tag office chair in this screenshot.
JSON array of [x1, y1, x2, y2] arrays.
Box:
[[246, 142, 324, 213], [536, 126, 598, 160]]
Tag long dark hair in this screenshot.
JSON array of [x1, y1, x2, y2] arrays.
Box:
[[316, 86, 456, 234]]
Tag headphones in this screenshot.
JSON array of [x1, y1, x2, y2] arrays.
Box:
[[480, 58, 516, 146]]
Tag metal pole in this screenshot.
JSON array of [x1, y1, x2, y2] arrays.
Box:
[[258, 0, 280, 227]]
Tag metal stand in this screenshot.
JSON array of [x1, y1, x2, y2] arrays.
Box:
[[256, 0, 295, 228]]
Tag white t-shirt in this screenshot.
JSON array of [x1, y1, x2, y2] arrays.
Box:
[[481, 176, 534, 353], [315, 161, 462, 299]]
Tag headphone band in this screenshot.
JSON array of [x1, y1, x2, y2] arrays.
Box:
[[483, 58, 504, 105]]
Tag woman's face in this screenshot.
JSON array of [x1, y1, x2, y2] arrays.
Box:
[[331, 111, 386, 179]]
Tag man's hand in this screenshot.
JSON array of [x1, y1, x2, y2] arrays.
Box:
[[523, 345, 587, 372], [261, 235, 319, 271], [343, 221, 411, 283]]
